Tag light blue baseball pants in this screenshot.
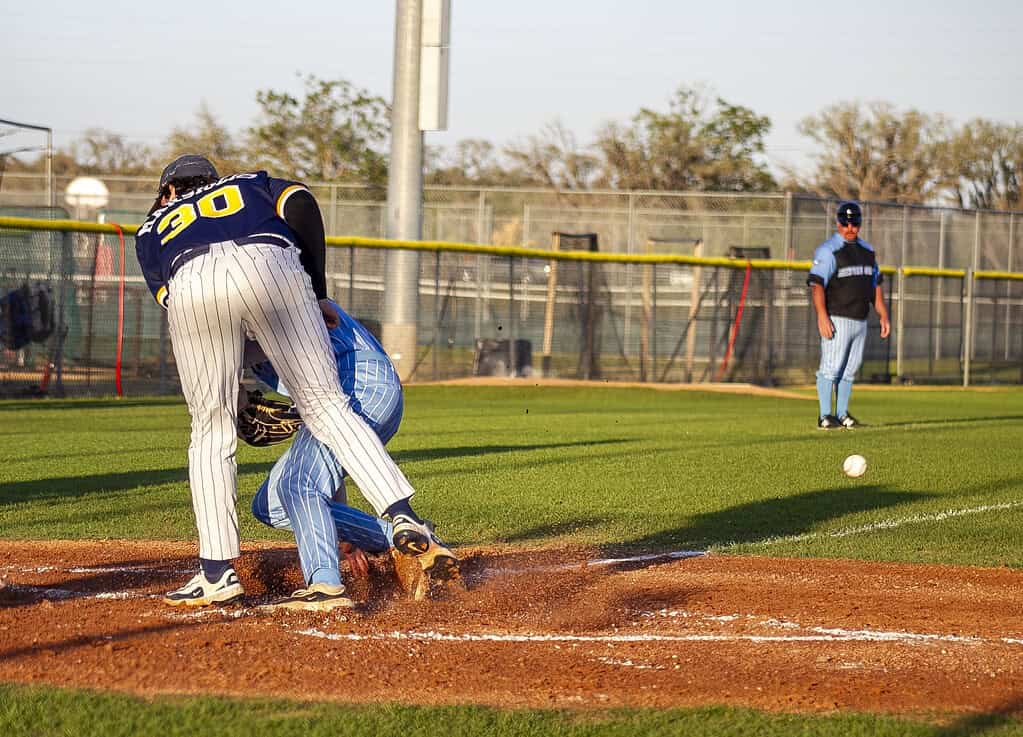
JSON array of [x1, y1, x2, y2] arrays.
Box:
[[251, 352, 403, 586], [816, 315, 868, 419]]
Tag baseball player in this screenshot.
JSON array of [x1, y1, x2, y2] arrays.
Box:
[[135, 155, 455, 607], [807, 201, 891, 429], [242, 301, 460, 610]]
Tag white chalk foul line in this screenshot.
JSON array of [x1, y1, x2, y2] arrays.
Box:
[[5, 580, 1020, 651], [0, 563, 192, 575], [481, 550, 706, 579], [743, 500, 1023, 548], [2, 584, 149, 601], [295, 627, 1023, 648]]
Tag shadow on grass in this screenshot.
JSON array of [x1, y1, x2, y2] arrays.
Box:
[[876, 414, 1023, 429], [0, 462, 272, 503], [929, 695, 1023, 736], [390, 439, 627, 465], [604, 485, 934, 555], [2, 440, 630, 504], [502, 516, 612, 544], [599, 473, 1023, 558], [0, 398, 180, 412]]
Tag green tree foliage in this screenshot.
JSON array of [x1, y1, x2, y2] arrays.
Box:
[[593, 86, 775, 191], [245, 75, 389, 185], [796, 101, 947, 205], [939, 119, 1023, 211]]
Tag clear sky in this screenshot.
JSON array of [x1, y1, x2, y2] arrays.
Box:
[[4, 0, 1022, 176]]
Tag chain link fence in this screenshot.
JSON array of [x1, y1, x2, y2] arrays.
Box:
[[3, 172, 1019, 265], [1, 174, 1020, 397]]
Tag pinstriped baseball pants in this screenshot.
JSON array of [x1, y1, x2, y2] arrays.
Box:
[[167, 242, 413, 560], [816, 315, 867, 417], [251, 352, 401, 584]]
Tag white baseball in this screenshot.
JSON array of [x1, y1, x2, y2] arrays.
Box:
[[843, 454, 867, 478]]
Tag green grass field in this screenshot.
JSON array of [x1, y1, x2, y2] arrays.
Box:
[[2, 384, 1023, 736]]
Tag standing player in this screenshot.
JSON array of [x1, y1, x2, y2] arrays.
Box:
[[807, 201, 891, 429], [135, 154, 454, 607], [242, 301, 459, 610]]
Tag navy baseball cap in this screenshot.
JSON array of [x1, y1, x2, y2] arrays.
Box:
[[836, 201, 862, 227], [159, 154, 219, 191]]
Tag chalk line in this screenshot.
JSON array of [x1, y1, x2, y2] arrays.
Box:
[[295, 626, 1021, 648], [741, 500, 1023, 548]]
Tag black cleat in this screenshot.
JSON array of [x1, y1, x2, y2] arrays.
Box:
[[391, 515, 464, 594], [817, 415, 842, 430], [838, 414, 861, 428]]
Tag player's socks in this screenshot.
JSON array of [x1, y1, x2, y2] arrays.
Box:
[[836, 379, 854, 418], [385, 499, 423, 524], [200, 557, 234, 581], [310, 567, 343, 587], [816, 374, 834, 418]]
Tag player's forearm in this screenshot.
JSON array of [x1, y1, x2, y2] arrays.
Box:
[[873, 286, 889, 320], [282, 190, 328, 300], [811, 284, 829, 318]]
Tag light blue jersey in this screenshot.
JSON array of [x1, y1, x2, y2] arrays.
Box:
[[250, 300, 403, 586]]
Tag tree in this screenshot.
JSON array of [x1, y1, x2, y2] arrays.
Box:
[[165, 102, 245, 175], [67, 128, 155, 175], [939, 119, 1023, 211], [245, 74, 389, 184], [592, 86, 775, 192], [426, 138, 539, 186], [699, 100, 776, 192], [503, 121, 600, 190], [795, 101, 946, 204]]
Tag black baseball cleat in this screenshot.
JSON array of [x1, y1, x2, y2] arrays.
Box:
[[391, 515, 463, 592], [163, 568, 244, 607], [838, 414, 861, 428], [817, 415, 842, 430]]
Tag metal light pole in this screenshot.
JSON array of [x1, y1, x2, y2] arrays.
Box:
[[383, 0, 425, 380], [383, 0, 450, 381]]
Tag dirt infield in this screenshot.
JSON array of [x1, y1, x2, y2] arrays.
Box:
[[416, 376, 815, 400], [1, 540, 1021, 716]]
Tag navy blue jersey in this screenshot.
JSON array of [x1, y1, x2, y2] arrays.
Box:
[[135, 171, 308, 307], [807, 234, 883, 321]]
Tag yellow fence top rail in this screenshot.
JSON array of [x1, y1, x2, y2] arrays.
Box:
[[902, 267, 966, 278], [0, 215, 1019, 279]]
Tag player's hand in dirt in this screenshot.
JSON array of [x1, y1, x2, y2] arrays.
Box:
[[341, 542, 370, 579]]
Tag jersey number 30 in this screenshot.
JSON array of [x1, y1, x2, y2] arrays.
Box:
[[158, 185, 245, 245]]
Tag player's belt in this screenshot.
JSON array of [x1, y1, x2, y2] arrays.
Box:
[[169, 234, 295, 279], [235, 233, 295, 249]]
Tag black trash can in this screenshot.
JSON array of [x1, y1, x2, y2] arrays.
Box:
[[473, 338, 532, 377]]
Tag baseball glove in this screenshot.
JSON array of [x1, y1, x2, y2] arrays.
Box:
[[237, 390, 303, 447]]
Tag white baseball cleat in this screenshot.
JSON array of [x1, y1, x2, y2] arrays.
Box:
[[271, 582, 356, 612], [163, 569, 244, 607]]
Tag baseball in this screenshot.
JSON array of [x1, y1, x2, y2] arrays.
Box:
[[843, 454, 867, 478]]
